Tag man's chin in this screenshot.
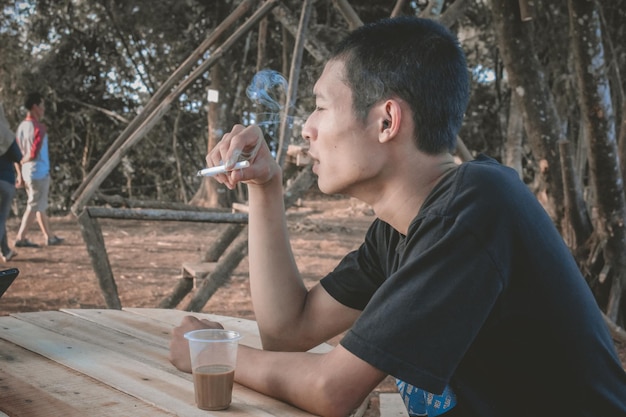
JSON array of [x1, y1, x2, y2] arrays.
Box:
[[316, 178, 342, 196]]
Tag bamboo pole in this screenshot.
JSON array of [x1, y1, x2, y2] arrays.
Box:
[[276, 0, 313, 167]]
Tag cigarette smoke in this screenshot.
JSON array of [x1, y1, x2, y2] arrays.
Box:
[[245, 70, 292, 157], [246, 69, 288, 113]]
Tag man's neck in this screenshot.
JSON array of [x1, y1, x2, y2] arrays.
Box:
[[366, 153, 458, 235], [26, 111, 38, 122]]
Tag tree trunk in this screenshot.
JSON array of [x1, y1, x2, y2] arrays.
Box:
[[569, 0, 626, 324], [618, 102, 626, 186], [559, 140, 592, 251], [504, 93, 524, 178], [172, 109, 188, 203], [190, 64, 233, 208], [490, 0, 566, 227]]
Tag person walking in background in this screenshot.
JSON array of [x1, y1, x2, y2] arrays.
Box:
[[14, 92, 63, 248], [0, 103, 22, 262]]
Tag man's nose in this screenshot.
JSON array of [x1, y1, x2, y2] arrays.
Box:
[[301, 117, 313, 142]]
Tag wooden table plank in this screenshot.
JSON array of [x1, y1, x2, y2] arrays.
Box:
[[0, 335, 175, 417], [11, 311, 177, 375], [61, 308, 265, 351], [0, 315, 308, 416], [123, 307, 333, 353], [60, 309, 177, 348], [2, 310, 321, 416], [123, 308, 265, 348]]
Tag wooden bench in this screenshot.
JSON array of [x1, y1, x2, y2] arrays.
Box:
[[181, 261, 217, 283]]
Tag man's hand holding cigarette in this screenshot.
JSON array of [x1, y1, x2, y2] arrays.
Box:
[[205, 124, 280, 190]]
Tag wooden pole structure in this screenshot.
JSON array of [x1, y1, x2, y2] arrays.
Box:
[[71, 0, 280, 214], [71, 0, 257, 205], [77, 210, 122, 309], [79, 206, 248, 309], [73, 1, 280, 308], [276, 0, 314, 167], [85, 207, 248, 223]]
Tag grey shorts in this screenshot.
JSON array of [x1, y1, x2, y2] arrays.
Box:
[[25, 175, 50, 212]]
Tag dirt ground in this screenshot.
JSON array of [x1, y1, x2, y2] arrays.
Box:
[[0, 193, 375, 317], [1, 192, 625, 414]]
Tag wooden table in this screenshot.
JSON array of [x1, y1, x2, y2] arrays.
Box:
[[0, 308, 331, 417]]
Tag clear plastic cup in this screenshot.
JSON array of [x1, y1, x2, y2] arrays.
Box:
[[185, 329, 242, 410]]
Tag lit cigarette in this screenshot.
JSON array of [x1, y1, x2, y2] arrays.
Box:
[[196, 160, 250, 177]]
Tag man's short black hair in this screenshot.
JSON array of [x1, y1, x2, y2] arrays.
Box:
[[24, 92, 43, 111], [330, 16, 470, 154]]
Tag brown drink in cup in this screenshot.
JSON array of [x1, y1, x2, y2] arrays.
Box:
[[185, 329, 242, 410], [193, 364, 235, 410]]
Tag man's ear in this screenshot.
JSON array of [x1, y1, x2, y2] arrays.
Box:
[[378, 99, 401, 143]]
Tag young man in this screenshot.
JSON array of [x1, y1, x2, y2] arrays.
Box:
[[14, 92, 63, 248], [170, 17, 626, 416]]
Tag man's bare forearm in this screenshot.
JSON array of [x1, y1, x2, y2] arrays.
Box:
[[247, 172, 309, 348], [235, 344, 384, 417]]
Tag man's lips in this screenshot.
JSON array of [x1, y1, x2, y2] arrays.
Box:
[[309, 155, 319, 173]]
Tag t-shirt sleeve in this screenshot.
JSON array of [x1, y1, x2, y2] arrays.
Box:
[[30, 121, 45, 160], [320, 219, 390, 310], [340, 212, 506, 394]]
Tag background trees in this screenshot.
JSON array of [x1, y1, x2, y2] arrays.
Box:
[[1, 0, 626, 325]]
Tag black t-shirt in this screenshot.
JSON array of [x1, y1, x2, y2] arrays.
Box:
[[321, 155, 626, 416]]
